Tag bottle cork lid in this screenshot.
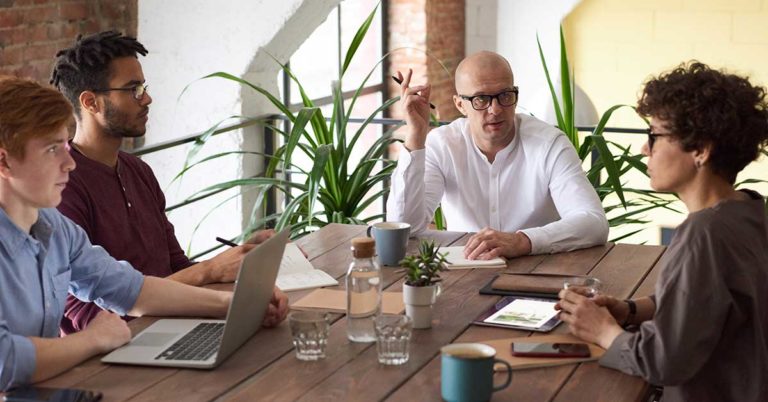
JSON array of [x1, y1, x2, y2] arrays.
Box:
[[351, 237, 375, 257]]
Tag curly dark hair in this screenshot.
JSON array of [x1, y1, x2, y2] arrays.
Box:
[[637, 61, 768, 184], [50, 31, 147, 118]]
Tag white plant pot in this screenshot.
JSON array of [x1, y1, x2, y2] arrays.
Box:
[[403, 283, 440, 329]]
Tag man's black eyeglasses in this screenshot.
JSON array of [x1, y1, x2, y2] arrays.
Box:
[[92, 83, 148, 101], [459, 87, 519, 111], [646, 128, 672, 151]]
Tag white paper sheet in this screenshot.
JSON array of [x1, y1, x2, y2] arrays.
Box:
[[276, 244, 338, 291], [484, 299, 559, 329], [440, 246, 507, 269]]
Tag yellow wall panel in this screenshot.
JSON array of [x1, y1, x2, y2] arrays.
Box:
[[682, 0, 761, 12], [653, 12, 732, 43], [564, 0, 768, 244], [733, 13, 768, 44]]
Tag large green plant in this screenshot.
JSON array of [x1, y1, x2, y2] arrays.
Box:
[[175, 3, 403, 241], [537, 27, 675, 241]]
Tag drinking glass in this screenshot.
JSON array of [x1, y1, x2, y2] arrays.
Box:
[[289, 311, 330, 361], [374, 314, 413, 365], [563, 277, 603, 297]]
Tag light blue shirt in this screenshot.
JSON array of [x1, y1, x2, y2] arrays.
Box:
[[0, 207, 144, 390]]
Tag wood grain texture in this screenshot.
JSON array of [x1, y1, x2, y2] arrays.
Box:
[[43, 225, 666, 402]]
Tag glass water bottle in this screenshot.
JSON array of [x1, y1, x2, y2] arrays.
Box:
[[346, 237, 382, 342]]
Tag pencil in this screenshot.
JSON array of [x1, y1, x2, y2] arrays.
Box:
[[215, 237, 239, 247]]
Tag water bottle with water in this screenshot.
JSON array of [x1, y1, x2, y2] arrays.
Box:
[[346, 237, 382, 342]]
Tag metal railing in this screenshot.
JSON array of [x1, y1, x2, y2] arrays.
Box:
[[132, 115, 649, 258]]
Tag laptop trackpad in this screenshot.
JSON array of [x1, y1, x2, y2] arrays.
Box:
[[131, 332, 178, 347]]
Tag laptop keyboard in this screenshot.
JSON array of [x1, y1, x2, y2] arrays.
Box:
[[155, 322, 224, 361]]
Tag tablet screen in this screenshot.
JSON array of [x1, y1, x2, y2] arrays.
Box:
[[473, 296, 562, 332]]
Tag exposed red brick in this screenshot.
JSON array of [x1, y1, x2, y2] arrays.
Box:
[[0, 9, 21, 28], [61, 1, 88, 20], [23, 42, 59, 61], [0, 0, 136, 83], [22, 5, 58, 24], [388, 0, 464, 121], [0, 45, 22, 64]]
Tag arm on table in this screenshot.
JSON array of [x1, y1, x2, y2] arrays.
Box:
[[520, 135, 609, 254]]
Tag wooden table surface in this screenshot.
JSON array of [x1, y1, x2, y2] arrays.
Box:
[[41, 224, 665, 402]]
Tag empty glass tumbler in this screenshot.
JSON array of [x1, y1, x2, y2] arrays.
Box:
[[289, 311, 330, 361], [374, 314, 413, 365]]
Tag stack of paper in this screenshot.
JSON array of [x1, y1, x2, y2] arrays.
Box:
[[440, 246, 507, 269], [276, 243, 338, 291]]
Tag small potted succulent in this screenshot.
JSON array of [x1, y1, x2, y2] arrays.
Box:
[[400, 240, 450, 329]]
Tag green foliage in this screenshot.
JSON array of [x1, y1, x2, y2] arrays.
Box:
[[537, 27, 676, 241], [176, 3, 401, 240], [400, 240, 449, 287]]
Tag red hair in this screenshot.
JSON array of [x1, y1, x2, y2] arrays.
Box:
[[0, 76, 73, 158]]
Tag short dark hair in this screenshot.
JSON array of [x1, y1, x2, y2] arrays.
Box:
[[0, 76, 73, 159], [50, 31, 148, 118], [637, 61, 768, 183]]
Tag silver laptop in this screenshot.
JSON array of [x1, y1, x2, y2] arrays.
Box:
[[101, 229, 289, 369]]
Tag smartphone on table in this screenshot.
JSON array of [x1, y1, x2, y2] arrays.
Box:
[[511, 342, 591, 358], [3, 386, 102, 402]]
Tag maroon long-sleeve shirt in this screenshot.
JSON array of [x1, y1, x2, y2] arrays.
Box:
[[57, 147, 193, 334]]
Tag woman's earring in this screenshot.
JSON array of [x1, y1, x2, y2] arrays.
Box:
[[695, 160, 703, 169]]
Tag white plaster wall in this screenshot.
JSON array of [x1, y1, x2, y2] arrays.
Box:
[[138, 0, 339, 255], [466, 0, 597, 125], [465, 0, 497, 55]]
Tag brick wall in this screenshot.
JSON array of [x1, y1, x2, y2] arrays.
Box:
[[0, 0, 137, 84], [387, 0, 465, 122]]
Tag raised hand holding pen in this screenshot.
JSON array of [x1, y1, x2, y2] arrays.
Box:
[[396, 69, 432, 151]]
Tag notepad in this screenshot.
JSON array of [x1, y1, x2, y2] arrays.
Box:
[[440, 246, 507, 269], [276, 243, 338, 291], [291, 289, 406, 314]]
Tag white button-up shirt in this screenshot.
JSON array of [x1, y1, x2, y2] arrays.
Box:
[[387, 114, 608, 254]]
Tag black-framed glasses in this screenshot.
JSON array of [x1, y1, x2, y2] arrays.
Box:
[[646, 129, 673, 151], [92, 83, 148, 101], [459, 87, 519, 110]]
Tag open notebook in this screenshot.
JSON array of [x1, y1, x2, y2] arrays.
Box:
[[276, 244, 337, 291], [440, 246, 507, 269]]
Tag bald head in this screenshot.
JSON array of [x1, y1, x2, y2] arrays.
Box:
[[455, 51, 514, 94]]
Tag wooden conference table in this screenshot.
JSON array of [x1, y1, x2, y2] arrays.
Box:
[[42, 224, 665, 401]]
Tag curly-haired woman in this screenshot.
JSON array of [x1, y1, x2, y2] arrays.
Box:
[[557, 62, 768, 402]]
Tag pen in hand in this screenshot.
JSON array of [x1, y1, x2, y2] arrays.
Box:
[[391, 75, 436, 109], [215, 237, 239, 248]]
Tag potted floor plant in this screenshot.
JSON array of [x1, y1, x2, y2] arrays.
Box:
[[400, 240, 449, 329]]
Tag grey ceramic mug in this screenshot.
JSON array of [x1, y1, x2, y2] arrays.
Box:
[[366, 222, 411, 266]]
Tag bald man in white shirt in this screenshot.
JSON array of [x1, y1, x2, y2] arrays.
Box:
[[387, 51, 608, 259]]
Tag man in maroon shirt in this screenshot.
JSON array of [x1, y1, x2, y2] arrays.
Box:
[[50, 31, 287, 333]]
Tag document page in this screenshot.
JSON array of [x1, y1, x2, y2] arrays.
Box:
[[483, 298, 559, 329], [440, 246, 506, 269], [276, 244, 337, 291]]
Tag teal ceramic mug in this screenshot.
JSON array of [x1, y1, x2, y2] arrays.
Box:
[[441, 343, 513, 402]]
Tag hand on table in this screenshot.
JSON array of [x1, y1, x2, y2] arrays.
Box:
[[262, 286, 289, 328], [463, 227, 532, 259], [556, 289, 624, 349], [396, 69, 432, 151]]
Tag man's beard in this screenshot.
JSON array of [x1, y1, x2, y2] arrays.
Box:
[[103, 99, 146, 138]]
